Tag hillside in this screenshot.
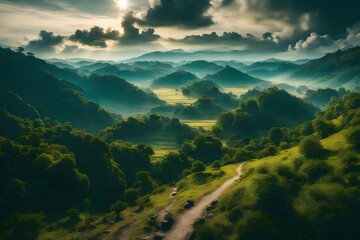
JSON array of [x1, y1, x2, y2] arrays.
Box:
[[193, 92, 360, 239], [178, 61, 223, 78], [94, 65, 155, 81], [214, 87, 319, 138], [0, 48, 117, 131], [175, 98, 226, 119], [290, 46, 360, 89], [204, 66, 268, 87], [151, 70, 198, 88], [182, 80, 239, 109], [78, 74, 164, 113]]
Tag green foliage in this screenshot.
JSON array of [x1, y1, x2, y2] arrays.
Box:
[[110, 201, 126, 217], [214, 87, 318, 138], [4, 213, 45, 240], [152, 152, 192, 183], [191, 160, 206, 173], [181, 134, 224, 163], [347, 127, 360, 149], [65, 209, 81, 226], [269, 127, 283, 146], [123, 188, 140, 206], [101, 114, 196, 144], [0, 48, 117, 131], [299, 137, 327, 159], [312, 118, 336, 137]]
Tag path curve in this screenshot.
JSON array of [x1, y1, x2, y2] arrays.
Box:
[[163, 163, 245, 240]]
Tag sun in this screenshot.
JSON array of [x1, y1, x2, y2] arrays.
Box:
[[117, 0, 127, 10]]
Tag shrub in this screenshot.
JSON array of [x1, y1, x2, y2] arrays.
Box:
[[192, 160, 206, 173], [299, 137, 326, 159]]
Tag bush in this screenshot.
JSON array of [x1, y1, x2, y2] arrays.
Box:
[[192, 160, 206, 173], [110, 200, 126, 217], [346, 127, 360, 149], [228, 207, 243, 222], [299, 137, 326, 159]]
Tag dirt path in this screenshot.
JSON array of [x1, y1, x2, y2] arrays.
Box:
[[162, 163, 245, 240]]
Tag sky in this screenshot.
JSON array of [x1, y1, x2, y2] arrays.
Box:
[[0, 0, 359, 60]]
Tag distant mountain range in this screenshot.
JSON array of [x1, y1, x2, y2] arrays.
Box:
[[127, 49, 271, 62], [178, 60, 223, 78], [290, 46, 360, 89], [204, 66, 269, 87]]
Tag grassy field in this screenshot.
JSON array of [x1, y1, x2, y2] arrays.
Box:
[[153, 88, 196, 106], [180, 119, 217, 131]]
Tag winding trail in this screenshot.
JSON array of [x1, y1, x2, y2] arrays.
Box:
[[162, 163, 245, 240]]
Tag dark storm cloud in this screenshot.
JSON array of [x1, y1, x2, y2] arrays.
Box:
[[61, 45, 80, 54], [119, 12, 160, 44], [26, 30, 64, 52], [172, 31, 282, 50], [241, 0, 360, 39], [69, 26, 120, 48], [221, 0, 236, 7], [140, 0, 214, 28], [68, 13, 160, 46]]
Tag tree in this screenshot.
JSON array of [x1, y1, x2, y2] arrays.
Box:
[[66, 208, 81, 225], [16, 47, 25, 54], [346, 127, 360, 149], [123, 188, 140, 206], [191, 160, 206, 173], [269, 127, 283, 146], [7, 213, 45, 240], [110, 200, 126, 217], [299, 137, 326, 159]]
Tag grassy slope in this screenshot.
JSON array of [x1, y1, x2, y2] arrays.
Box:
[[39, 163, 240, 240], [197, 128, 355, 239]]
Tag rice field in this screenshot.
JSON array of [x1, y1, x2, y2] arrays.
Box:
[[153, 88, 197, 105]]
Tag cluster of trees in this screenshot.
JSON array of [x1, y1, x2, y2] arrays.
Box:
[[100, 114, 196, 143], [213, 87, 319, 138], [182, 80, 239, 109], [0, 111, 160, 239]]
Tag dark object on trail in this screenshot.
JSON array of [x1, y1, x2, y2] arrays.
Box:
[[171, 191, 177, 196], [152, 233, 165, 240], [160, 213, 174, 231], [160, 220, 173, 231], [211, 200, 218, 207], [206, 200, 219, 211], [184, 199, 195, 209]]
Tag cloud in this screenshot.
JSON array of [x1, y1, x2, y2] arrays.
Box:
[[67, 13, 160, 46], [61, 45, 80, 54], [140, 0, 214, 28], [5, 0, 119, 16], [119, 12, 160, 44], [171, 31, 282, 50], [26, 30, 64, 52], [221, 0, 236, 6], [239, 0, 360, 39], [69, 26, 119, 48], [289, 22, 360, 52]]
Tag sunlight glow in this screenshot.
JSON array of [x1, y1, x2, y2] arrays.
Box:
[[117, 0, 127, 10]]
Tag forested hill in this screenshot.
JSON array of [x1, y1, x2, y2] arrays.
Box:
[[0, 48, 117, 131]]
